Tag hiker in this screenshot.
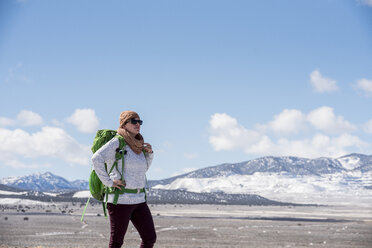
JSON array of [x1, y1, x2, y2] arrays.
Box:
[[92, 110, 156, 248]]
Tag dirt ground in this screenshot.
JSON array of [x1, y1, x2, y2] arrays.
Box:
[[0, 204, 371, 248]]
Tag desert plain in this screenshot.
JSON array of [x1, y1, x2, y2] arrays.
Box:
[[0, 203, 371, 248]]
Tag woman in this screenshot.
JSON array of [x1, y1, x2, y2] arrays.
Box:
[[92, 111, 156, 248]]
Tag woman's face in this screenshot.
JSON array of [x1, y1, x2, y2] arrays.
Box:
[[124, 118, 141, 135]]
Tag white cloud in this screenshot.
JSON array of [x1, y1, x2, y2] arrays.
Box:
[[273, 133, 367, 158], [0, 127, 91, 166], [0, 117, 16, 127], [267, 109, 306, 135], [355, 78, 372, 97], [208, 110, 368, 158], [67, 108, 99, 133], [257, 107, 355, 136], [209, 113, 261, 151], [0, 109, 96, 169], [357, 0, 372, 7], [307, 106, 356, 134], [363, 120, 372, 134], [310, 70, 338, 93], [17, 110, 43, 126], [244, 135, 275, 155], [209, 113, 237, 129], [0, 110, 43, 127]]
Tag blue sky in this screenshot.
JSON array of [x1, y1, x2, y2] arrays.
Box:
[[0, 0, 372, 181]]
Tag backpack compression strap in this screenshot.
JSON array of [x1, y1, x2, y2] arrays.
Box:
[[113, 135, 126, 205], [112, 157, 124, 204]]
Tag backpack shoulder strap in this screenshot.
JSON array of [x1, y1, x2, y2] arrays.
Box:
[[115, 135, 126, 150]]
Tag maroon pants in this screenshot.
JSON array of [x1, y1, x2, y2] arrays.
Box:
[[107, 202, 156, 248]]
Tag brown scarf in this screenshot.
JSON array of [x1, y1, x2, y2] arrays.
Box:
[[117, 111, 144, 154]]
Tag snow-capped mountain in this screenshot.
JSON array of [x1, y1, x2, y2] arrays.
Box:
[[0, 172, 88, 192], [150, 153, 371, 185], [150, 153, 372, 206], [70, 179, 89, 190]]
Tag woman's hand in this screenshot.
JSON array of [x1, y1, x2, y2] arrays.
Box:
[[143, 143, 153, 153], [112, 179, 126, 189]]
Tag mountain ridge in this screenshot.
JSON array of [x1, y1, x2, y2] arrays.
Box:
[[0, 172, 88, 192], [148, 153, 371, 187], [1, 153, 371, 195]]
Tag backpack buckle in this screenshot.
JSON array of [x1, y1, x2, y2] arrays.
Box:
[[137, 188, 140, 194], [116, 148, 126, 154]]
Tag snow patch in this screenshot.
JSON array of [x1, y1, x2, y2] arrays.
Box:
[[73, 190, 91, 198], [43, 192, 58, 197], [0, 190, 27, 195], [0, 198, 51, 206], [34, 232, 76, 236], [153, 172, 372, 205], [337, 156, 361, 170]]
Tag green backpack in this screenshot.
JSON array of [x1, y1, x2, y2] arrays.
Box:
[[81, 129, 127, 221]]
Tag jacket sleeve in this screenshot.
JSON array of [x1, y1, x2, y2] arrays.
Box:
[[145, 152, 154, 171], [91, 138, 119, 187]]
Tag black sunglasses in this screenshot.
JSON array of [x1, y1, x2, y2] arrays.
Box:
[[130, 119, 143, 125]]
